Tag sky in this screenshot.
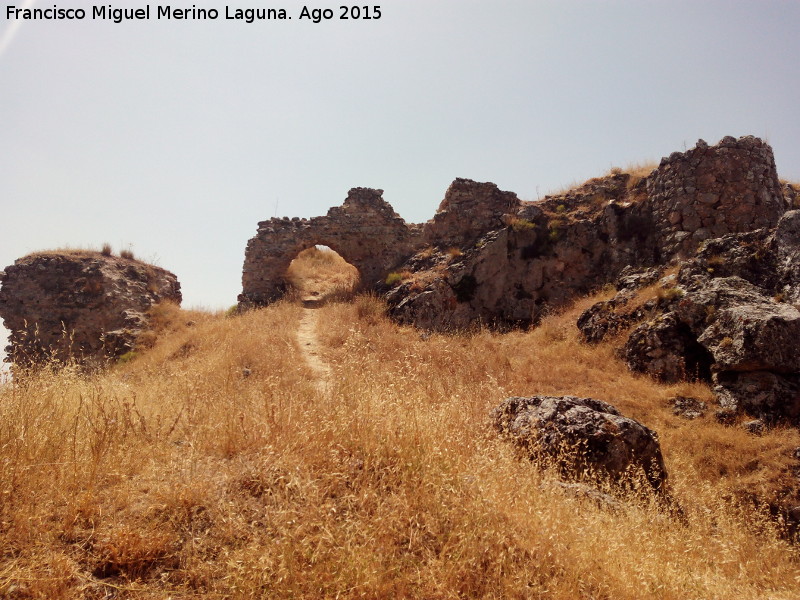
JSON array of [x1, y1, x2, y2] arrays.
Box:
[[1, 0, 799, 351]]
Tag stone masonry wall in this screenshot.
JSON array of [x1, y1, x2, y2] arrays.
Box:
[[422, 178, 520, 248], [239, 188, 421, 306], [387, 136, 789, 330], [241, 136, 789, 330], [648, 135, 785, 258], [0, 252, 181, 366]]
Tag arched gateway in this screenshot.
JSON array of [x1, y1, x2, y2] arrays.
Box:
[[238, 188, 422, 307]]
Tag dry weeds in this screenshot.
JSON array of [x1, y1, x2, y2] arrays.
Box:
[[285, 247, 359, 302], [1, 254, 799, 598]]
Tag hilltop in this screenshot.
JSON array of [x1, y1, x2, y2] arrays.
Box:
[[0, 257, 799, 598], [2, 136, 800, 597]]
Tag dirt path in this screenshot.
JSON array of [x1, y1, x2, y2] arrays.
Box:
[[296, 301, 331, 393]]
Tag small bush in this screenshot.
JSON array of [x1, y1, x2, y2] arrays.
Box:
[[418, 246, 435, 259], [117, 350, 138, 363], [657, 286, 684, 302], [385, 271, 412, 286], [508, 217, 536, 232], [101, 243, 113, 257], [120, 248, 135, 260], [447, 247, 463, 258], [385, 272, 403, 286]]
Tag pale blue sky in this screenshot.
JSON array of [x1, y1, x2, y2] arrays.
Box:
[[1, 0, 799, 326]]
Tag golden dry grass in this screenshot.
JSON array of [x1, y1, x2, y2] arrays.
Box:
[[285, 247, 359, 302], [2, 268, 800, 597], [24, 246, 152, 266]]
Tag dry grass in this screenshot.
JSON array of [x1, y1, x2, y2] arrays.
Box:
[[2, 269, 800, 597], [285, 246, 359, 302], [608, 160, 658, 180], [541, 161, 658, 200], [23, 247, 156, 268]]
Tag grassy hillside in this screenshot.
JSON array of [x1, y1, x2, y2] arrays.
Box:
[[1, 249, 799, 599]]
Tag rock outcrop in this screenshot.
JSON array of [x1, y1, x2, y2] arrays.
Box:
[[491, 395, 667, 493], [582, 209, 800, 423], [384, 136, 788, 330], [0, 251, 181, 367]]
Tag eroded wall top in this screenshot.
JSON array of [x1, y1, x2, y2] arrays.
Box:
[[0, 251, 181, 366]]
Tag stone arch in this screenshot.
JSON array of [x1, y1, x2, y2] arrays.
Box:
[[239, 188, 421, 307]]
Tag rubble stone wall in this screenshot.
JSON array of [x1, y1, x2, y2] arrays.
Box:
[[0, 252, 181, 366], [239, 188, 421, 306], [387, 136, 790, 330], [647, 135, 785, 257], [240, 136, 788, 329]]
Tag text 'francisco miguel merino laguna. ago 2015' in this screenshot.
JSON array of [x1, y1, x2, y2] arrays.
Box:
[[5, 5, 383, 23]]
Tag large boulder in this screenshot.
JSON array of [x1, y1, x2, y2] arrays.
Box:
[[713, 371, 800, 423], [0, 251, 181, 367], [697, 300, 800, 373], [490, 395, 667, 492], [623, 312, 712, 382]]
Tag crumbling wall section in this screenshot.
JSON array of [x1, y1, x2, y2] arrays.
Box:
[[386, 136, 790, 330], [422, 178, 520, 248], [0, 252, 181, 366], [239, 188, 420, 306], [647, 135, 785, 257], [240, 136, 789, 331]]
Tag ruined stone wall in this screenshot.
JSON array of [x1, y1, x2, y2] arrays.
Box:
[[422, 178, 520, 248], [387, 136, 790, 330], [239, 188, 421, 306], [240, 135, 789, 330], [0, 252, 181, 366], [648, 135, 785, 257]]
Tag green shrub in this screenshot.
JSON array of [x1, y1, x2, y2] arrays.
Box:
[[117, 351, 138, 363], [509, 218, 535, 232], [385, 272, 405, 286]]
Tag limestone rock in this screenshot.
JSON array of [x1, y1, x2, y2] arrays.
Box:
[[577, 298, 637, 344], [603, 214, 800, 423], [697, 299, 800, 373], [670, 396, 707, 420], [0, 251, 181, 367], [774, 210, 800, 304], [490, 395, 667, 492], [713, 371, 800, 423], [615, 266, 663, 292], [384, 136, 786, 331], [623, 313, 712, 383]]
